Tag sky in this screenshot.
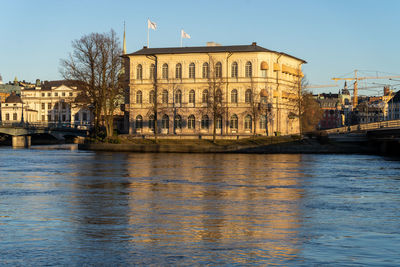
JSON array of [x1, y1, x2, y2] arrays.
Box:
[[1, 0, 400, 95]]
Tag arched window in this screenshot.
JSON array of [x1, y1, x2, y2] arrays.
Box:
[[189, 89, 195, 104], [162, 90, 168, 104], [245, 89, 252, 103], [189, 63, 195, 79], [174, 115, 182, 129], [202, 89, 209, 103], [245, 61, 252, 77], [162, 114, 169, 129], [188, 115, 195, 129], [150, 63, 155, 79], [260, 115, 267, 130], [136, 64, 143, 80], [149, 90, 155, 104], [231, 89, 238, 103], [136, 115, 143, 129], [216, 89, 222, 103], [201, 115, 209, 129], [230, 114, 238, 129], [162, 63, 168, 79], [175, 89, 182, 104], [231, 62, 238, 78], [202, 62, 209, 78], [245, 115, 252, 130], [175, 63, 182, 79], [215, 62, 222, 78], [149, 115, 155, 131], [136, 90, 142, 104], [5, 113, 9, 121], [216, 115, 222, 129]]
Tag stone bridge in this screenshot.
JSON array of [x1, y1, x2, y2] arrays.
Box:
[[0, 123, 90, 147]]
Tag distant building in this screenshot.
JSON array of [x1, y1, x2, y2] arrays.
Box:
[[387, 90, 400, 120]]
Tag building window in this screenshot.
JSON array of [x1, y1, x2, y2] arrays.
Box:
[[42, 103, 45, 109], [189, 63, 195, 79], [5, 113, 9, 120], [245, 89, 252, 103], [162, 63, 168, 79], [69, 92, 73, 96], [62, 92, 66, 97], [13, 113, 17, 120], [174, 115, 182, 129], [137, 64, 143, 80], [230, 114, 238, 129], [175, 63, 182, 79], [188, 115, 195, 129], [201, 115, 209, 129], [82, 112, 87, 121], [136, 90, 142, 104], [42, 115, 45, 121], [215, 89, 222, 103], [189, 89, 195, 104], [42, 93, 45, 97], [261, 69, 267, 77], [175, 90, 182, 104], [149, 115, 155, 131], [215, 62, 222, 78], [216, 115, 222, 129], [48, 114, 52, 121], [47, 93, 51, 96], [260, 115, 267, 129], [245, 61, 252, 77], [231, 62, 238, 78], [136, 115, 143, 129], [162, 114, 169, 129], [202, 90, 209, 103], [55, 92, 58, 97], [150, 64, 155, 80], [202, 62, 209, 78], [62, 114, 66, 121], [245, 115, 252, 130], [231, 89, 238, 103], [162, 90, 168, 104], [149, 90, 155, 104]]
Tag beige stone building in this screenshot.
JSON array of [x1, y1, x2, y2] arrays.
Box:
[[123, 42, 305, 136]]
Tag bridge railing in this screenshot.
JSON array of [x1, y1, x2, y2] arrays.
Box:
[[0, 122, 93, 131], [325, 120, 400, 134]]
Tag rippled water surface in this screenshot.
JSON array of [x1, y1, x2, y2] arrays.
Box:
[[1, 145, 400, 266]]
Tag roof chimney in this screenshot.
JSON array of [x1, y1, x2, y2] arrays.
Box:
[[252, 42, 257, 46], [143, 46, 147, 49]]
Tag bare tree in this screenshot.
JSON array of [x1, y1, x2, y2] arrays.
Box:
[[60, 29, 123, 137]]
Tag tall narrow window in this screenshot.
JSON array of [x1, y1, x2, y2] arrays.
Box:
[[245, 89, 252, 103], [136, 90, 142, 104], [231, 89, 238, 103], [216, 89, 222, 103], [162, 90, 168, 104], [202, 90, 209, 103], [149, 115, 155, 131], [245, 61, 252, 77], [5, 113, 9, 120], [136, 115, 143, 129], [162, 64, 168, 79], [201, 115, 209, 129], [174, 115, 182, 129], [188, 115, 195, 129], [189, 90, 195, 104], [260, 115, 267, 130], [231, 62, 238, 78], [230, 114, 238, 129], [150, 64, 155, 80], [149, 90, 155, 104], [175, 89, 182, 104], [175, 63, 182, 79], [245, 115, 252, 130], [136, 64, 143, 80], [189, 63, 195, 79], [13, 113, 17, 120], [216, 115, 222, 129], [162, 114, 169, 129], [202, 62, 209, 78], [215, 62, 222, 78]]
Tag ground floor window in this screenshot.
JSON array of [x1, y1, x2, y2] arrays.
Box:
[[149, 115, 155, 130], [201, 115, 209, 129], [136, 115, 143, 129], [244, 115, 252, 130], [230, 114, 238, 129], [162, 115, 169, 129], [174, 115, 182, 129], [188, 115, 195, 129]]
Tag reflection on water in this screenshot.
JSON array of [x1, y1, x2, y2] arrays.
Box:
[[1, 148, 400, 265]]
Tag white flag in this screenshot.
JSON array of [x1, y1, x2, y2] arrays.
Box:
[[181, 29, 191, 39], [148, 19, 157, 30]]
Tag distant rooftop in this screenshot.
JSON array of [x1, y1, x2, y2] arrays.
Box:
[[124, 42, 306, 63]]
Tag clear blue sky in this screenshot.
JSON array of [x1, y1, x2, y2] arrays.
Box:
[[1, 0, 400, 94]]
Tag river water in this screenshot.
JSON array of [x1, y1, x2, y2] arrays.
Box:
[[1, 145, 400, 266]]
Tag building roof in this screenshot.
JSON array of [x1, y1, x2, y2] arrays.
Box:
[[5, 91, 22, 103], [123, 43, 307, 63]]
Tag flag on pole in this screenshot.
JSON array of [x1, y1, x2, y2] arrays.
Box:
[[148, 19, 157, 30], [181, 29, 191, 39]]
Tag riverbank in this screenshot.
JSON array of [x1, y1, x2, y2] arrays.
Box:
[[78, 135, 374, 154]]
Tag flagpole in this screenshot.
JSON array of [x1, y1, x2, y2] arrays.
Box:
[[180, 29, 183, 47], [147, 21, 149, 47]]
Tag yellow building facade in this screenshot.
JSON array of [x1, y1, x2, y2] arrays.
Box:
[[123, 43, 305, 137]]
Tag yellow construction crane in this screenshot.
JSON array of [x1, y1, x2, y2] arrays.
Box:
[[332, 70, 400, 106]]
